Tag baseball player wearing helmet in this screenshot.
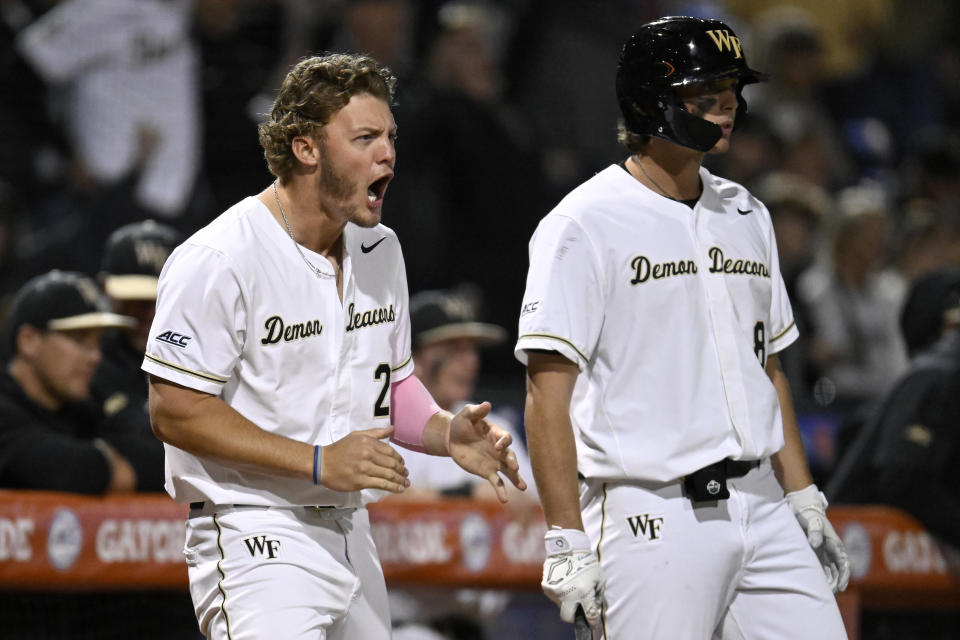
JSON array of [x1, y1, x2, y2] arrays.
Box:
[[516, 17, 849, 640], [142, 53, 525, 640]]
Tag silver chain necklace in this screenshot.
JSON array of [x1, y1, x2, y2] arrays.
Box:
[[634, 155, 677, 201], [273, 180, 337, 280]]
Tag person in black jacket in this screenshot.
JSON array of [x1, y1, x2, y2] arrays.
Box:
[[0, 270, 137, 493], [827, 266, 960, 549], [0, 267, 202, 639], [91, 220, 180, 492]]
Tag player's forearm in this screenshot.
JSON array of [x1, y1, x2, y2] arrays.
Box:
[[526, 406, 583, 529], [389, 374, 444, 454], [766, 354, 814, 492], [524, 355, 583, 530], [148, 376, 314, 480]]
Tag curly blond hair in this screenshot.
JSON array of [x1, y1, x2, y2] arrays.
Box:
[[258, 53, 397, 182]]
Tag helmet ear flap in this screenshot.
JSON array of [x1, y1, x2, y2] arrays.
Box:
[[618, 93, 722, 152], [663, 101, 723, 151]]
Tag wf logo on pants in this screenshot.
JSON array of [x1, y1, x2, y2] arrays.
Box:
[[243, 535, 282, 559], [627, 514, 664, 541]]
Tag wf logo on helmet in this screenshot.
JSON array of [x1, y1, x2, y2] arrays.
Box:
[[705, 30, 742, 59], [134, 240, 172, 273]]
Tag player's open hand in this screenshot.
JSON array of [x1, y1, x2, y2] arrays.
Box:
[[448, 402, 527, 502], [320, 425, 410, 493]]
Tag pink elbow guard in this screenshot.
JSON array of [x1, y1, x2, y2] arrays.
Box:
[[390, 374, 442, 452]]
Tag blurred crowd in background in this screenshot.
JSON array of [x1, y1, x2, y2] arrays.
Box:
[[2, 0, 960, 496], [1, 0, 960, 638]]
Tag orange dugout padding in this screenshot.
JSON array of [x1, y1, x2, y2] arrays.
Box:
[[0, 491, 957, 638], [0, 491, 547, 590]]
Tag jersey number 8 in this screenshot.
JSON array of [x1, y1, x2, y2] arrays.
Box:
[[753, 321, 766, 367]]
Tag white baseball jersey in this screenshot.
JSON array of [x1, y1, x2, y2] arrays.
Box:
[[142, 196, 414, 508], [515, 164, 798, 482]]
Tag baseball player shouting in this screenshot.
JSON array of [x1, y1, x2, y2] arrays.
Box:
[[142, 53, 525, 640], [517, 17, 850, 640]]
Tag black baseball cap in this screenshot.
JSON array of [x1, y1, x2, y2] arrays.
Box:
[[410, 288, 507, 350], [900, 267, 960, 355], [100, 220, 181, 300], [6, 270, 135, 351]]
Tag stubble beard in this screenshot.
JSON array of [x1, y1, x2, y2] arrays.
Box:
[[318, 142, 381, 229]]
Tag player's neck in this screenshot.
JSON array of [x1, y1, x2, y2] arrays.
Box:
[[628, 147, 702, 201], [260, 180, 345, 258]]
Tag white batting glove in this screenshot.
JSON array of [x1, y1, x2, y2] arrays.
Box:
[[786, 484, 851, 593], [542, 526, 604, 627]]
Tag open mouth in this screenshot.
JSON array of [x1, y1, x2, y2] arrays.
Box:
[[367, 176, 391, 204]]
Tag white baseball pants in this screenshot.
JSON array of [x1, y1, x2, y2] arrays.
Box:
[[183, 505, 390, 640], [580, 459, 847, 640]]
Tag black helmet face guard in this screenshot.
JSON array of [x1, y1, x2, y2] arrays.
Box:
[[616, 16, 768, 151]]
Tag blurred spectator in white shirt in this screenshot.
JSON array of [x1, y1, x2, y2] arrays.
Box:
[[15, 0, 200, 218], [796, 181, 908, 412]]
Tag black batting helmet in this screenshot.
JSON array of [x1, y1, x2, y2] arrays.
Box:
[[616, 16, 767, 152]]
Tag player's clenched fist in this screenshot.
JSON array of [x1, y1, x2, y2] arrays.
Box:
[[448, 401, 527, 502], [319, 425, 410, 493], [541, 527, 604, 628]]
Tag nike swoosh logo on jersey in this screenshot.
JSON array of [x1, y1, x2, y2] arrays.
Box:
[[737, 208, 752, 215], [361, 237, 386, 253]]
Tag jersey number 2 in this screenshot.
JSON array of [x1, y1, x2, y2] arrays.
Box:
[[374, 364, 391, 417], [753, 321, 766, 366]]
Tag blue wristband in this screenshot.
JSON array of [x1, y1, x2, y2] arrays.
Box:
[[313, 445, 321, 485]]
